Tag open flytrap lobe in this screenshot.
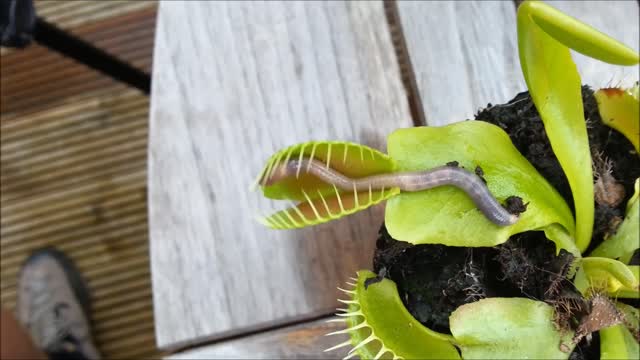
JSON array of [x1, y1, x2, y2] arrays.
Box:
[[254, 140, 520, 229], [324, 271, 459, 360], [253, 141, 401, 229]]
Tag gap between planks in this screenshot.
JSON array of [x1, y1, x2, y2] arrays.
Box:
[[384, 0, 426, 127]]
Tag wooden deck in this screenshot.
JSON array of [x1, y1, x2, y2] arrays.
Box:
[[1, 1, 161, 358]]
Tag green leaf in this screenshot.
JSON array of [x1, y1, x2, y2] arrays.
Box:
[[518, 0, 596, 252], [615, 303, 639, 344], [385, 122, 576, 253], [545, 224, 581, 258], [600, 325, 639, 360], [254, 141, 399, 229], [628, 178, 640, 215], [591, 179, 640, 261], [594, 85, 640, 152], [577, 257, 639, 295], [450, 297, 574, 359], [615, 265, 640, 299], [616, 302, 639, 332], [522, 1, 639, 65], [327, 270, 459, 359]]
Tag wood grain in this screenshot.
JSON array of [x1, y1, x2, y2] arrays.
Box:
[[1, 90, 159, 359], [169, 317, 349, 359], [396, 1, 525, 126], [0, 6, 156, 115], [397, 1, 639, 127], [149, 0, 411, 349], [34, 0, 156, 32], [547, 1, 640, 88], [1, 3, 163, 358]]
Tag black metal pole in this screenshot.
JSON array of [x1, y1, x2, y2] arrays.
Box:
[[32, 17, 151, 95]]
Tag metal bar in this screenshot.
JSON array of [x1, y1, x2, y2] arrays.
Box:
[[32, 17, 151, 94]]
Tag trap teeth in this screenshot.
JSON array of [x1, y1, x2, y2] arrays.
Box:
[[348, 334, 377, 355], [337, 299, 357, 305], [324, 340, 352, 353], [325, 322, 369, 337], [337, 287, 356, 295], [336, 310, 363, 317], [342, 352, 358, 360]]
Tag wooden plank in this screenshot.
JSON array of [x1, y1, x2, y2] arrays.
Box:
[[1, 4, 162, 358], [0, 6, 156, 115], [547, 1, 640, 88], [396, 1, 525, 126], [34, 0, 156, 31], [149, 0, 411, 349], [168, 318, 349, 359]]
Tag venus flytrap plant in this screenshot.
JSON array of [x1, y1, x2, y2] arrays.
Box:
[[253, 1, 639, 358]]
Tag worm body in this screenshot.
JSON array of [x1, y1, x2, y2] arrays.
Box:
[[263, 158, 519, 226]]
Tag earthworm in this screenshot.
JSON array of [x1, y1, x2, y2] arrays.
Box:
[[262, 158, 519, 226]]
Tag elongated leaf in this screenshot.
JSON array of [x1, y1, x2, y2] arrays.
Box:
[[591, 179, 640, 261], [326, 271, 459, 359], [614, 265, 639, 299], [385, 122, 576, 252], [518, 1, 592, 252], [600, 325, 639, 360], [255, 141, 399, 229], [524, 1, 639, 65], [595, 85, 640, 152], [450, 297, 574, 359], [577, 257, 639, 295]]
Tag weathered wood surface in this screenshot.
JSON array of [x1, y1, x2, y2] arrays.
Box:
[[548, 1, 640, 88], [153, 0, 640, 355], [168, 317, 349, 359], [149, 0, 411, 349], [398, 1, 639, 127], [397, 1, 525, 126]]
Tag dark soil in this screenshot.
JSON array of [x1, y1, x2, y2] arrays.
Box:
[[371, 87, 639, 359], [477, 86, 639, 250], [373, 226, 579, 332]]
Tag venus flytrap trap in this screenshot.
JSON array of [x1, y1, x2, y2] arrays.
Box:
[[327, 271, 460, 360], [594, 84, 640, 153], [253, 1, 639, 358], [255, 141, 400, 228]]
